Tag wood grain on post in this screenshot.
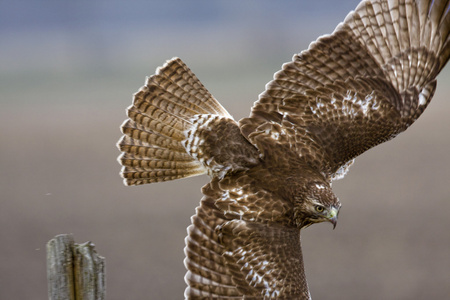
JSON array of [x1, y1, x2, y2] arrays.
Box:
[[46, 234, 105, 300]]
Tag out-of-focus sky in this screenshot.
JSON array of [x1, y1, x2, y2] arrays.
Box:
[[1, 1, 356, 73], [1, 0, 358, 112], [1, 1, 449, 299]]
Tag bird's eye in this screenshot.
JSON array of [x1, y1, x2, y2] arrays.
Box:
[[315, 205, 324, 213]]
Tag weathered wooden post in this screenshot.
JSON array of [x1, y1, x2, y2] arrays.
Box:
[[46, 234, 105, 300]]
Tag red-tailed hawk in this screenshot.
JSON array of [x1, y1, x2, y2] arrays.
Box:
[[117, 0, 449, 298]]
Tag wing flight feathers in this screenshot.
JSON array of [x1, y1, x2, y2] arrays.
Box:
[[240, 0, 449, 180]]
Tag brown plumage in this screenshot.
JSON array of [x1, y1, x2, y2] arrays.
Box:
[[117, 0, 449, 298]]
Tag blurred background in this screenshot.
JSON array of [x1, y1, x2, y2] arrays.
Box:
[[1, 0, 449, 299]]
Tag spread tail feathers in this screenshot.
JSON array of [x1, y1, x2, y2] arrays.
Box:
[[117, 58, 231, 185]]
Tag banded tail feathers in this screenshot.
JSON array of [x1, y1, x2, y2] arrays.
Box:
[[117, 58, 259, 185]]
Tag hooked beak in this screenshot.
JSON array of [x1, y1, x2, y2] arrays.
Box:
[[327, 207, 339, 229], [329, 216, 337, 229]]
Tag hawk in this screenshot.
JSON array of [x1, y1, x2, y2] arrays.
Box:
[[117, 0, 449, 298]]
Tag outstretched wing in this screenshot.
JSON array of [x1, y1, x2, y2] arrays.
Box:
[[184, 172, 310, 299], [240, 0, 449, 180]]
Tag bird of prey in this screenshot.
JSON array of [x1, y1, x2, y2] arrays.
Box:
[[117, 0, 449, 298]]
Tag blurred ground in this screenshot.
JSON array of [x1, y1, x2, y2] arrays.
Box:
[[1, 1, 449, 299]]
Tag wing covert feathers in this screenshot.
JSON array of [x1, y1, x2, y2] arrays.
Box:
[[184, 178, 309, 299], [117, 57, 233, 185]]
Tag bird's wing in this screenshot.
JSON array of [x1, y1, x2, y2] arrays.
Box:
[[239, 0, 449, 180], [184, 173, 310, 299]]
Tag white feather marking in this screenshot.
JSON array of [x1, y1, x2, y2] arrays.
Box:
[[419, 93, 427, 106], [271, 132, 280, 140], [315, 183, 325, 189]]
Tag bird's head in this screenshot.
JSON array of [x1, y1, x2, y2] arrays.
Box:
[[293, 180, 340, 229]]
